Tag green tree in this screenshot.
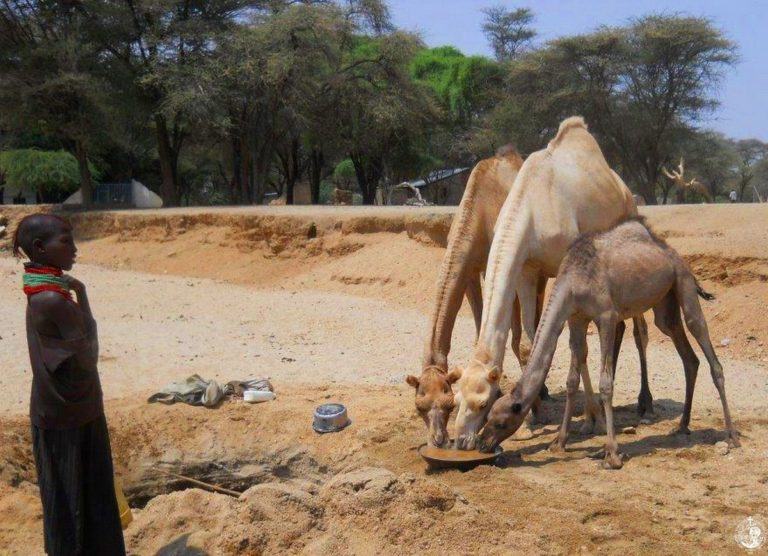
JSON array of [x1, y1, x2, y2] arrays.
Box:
[[676, 130, 739, 202], [410, 46, 503, 163], [0, 1, 113, 206], [481, 6, 536, 62], [733, 139, 768, 202], [491, 15, 737, 203], [0, 149, 101, 202], [77, 0, 258, 206], [332, 32, 438, 204]]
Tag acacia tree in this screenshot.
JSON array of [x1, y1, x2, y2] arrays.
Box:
[[76, 0, 258, 206], [675, 130, 738, 202], [0, 0, 112, 206], [481, 6, 536, 62], [201, 4, 343, 204], [492, 15, 736, 204], [733, 139, 768, 202], [331, 31, 438, 204], [410, 46, 504, 164]]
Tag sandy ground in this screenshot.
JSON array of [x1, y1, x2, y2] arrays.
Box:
[[1, 204, 767, 555]]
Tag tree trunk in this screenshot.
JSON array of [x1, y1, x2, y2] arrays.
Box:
[[155, 114, 178, 207], [251, 141, 273, 205], [309, 147, 324, 204], [240, 137, 252, 204], [350, 151, 381, 206], [637, 176, 657, 205], [738, 179, 750, 203], [74, 140, 93, 208], [285, 138, 301, 205]]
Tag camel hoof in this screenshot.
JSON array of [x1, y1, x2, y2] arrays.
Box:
[[637, 395, 654, 416], [728, 433, 741, 449], [670, 425, 691, 437], [549, 438, 566, 453], [601, 453, 624, 470]]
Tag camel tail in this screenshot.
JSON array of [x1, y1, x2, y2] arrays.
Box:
[[547, 116, 588, 151], [696, 283, 715, 301]]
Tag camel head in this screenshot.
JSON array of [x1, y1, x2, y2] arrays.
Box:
[[477, 383, 527, 453], [406, 366, 460, 448], [453, 360, 502, 450]]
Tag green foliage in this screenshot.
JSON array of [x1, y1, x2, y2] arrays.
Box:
[[319, 179, 335, 204], [411, 47, 502, 124], [484, 14, 737, 203], [0, 2, 745, 207], [481, 6, 536, 62], [0, 149, 100, 194], [333, 159, 356, 185], [675, 130, 739, 202]]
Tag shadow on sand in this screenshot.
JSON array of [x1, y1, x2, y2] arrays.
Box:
[[155, 534, 210, 556], [493, 395, 732, 469]]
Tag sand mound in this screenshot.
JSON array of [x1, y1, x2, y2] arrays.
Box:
[[125, 465, 485, 555]]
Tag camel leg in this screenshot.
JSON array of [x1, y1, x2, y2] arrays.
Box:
[[633, 315, 654, 415], [584, 319, 623, 437], [465, 272, 483, 340], [652, 293, 698, 435], [551, 318, 587, 451], [675, 275, 740, 447], [579, 324, 605, 435], [611, 321, 626, 380], [518, 269, 548, 424], [516, 268, 539, 367], [510, 295, 523, 363], [597, 314, 622, 469], [536, 275, 550, 400]]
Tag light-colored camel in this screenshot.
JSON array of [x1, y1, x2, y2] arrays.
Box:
[[452, 116, 651, 450], [478, 219, 740, 468], [407, 148, 550, 447]]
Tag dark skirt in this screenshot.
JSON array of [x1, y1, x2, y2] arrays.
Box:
[[32, 415, 126, 556]]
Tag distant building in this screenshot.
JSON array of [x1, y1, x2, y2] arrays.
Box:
[[1, 187, 37, 205], [63, 180, 163, 208], [385, 168, 471, 206]]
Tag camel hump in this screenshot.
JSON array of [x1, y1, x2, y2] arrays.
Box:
[[547, 116, 588, 151]]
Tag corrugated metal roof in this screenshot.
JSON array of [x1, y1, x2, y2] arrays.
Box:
[[409, 167, 470, 188]]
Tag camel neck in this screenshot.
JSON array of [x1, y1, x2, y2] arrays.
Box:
[[477, 203, 532, 365]]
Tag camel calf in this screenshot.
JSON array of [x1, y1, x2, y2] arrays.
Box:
[[478, 218, 739, 469]]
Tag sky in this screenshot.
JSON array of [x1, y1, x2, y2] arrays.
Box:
[[387, 0, 767, 141]]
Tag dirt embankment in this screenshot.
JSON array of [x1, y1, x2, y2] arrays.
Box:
[[1, 203, 768, 555], [2, 382, 767, 555], [3, 203, 768, 360]]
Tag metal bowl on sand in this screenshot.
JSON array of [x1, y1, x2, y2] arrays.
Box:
[[418, 443, 503, 471], [313, 403, 351, 433]]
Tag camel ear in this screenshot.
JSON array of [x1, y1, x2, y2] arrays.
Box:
[[487, 366, 501, 383], [406, 375, 420, 389], [511, 403, 522, 414], [447, 367, 463, 384]]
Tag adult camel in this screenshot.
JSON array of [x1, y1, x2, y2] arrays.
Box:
[[407, 148, 550, 447], [452, 116, 651, 450]]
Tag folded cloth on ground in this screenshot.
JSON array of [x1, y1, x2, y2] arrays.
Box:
[[147, 375, 273, 407]]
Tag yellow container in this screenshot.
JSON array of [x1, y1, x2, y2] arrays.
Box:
[[114, 476, 133, 529]]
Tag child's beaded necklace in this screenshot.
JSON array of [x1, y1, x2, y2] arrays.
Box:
[[22, 263, 73, 301]]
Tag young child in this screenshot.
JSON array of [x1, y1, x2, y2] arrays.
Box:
[[13, 214, 125, 555]]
